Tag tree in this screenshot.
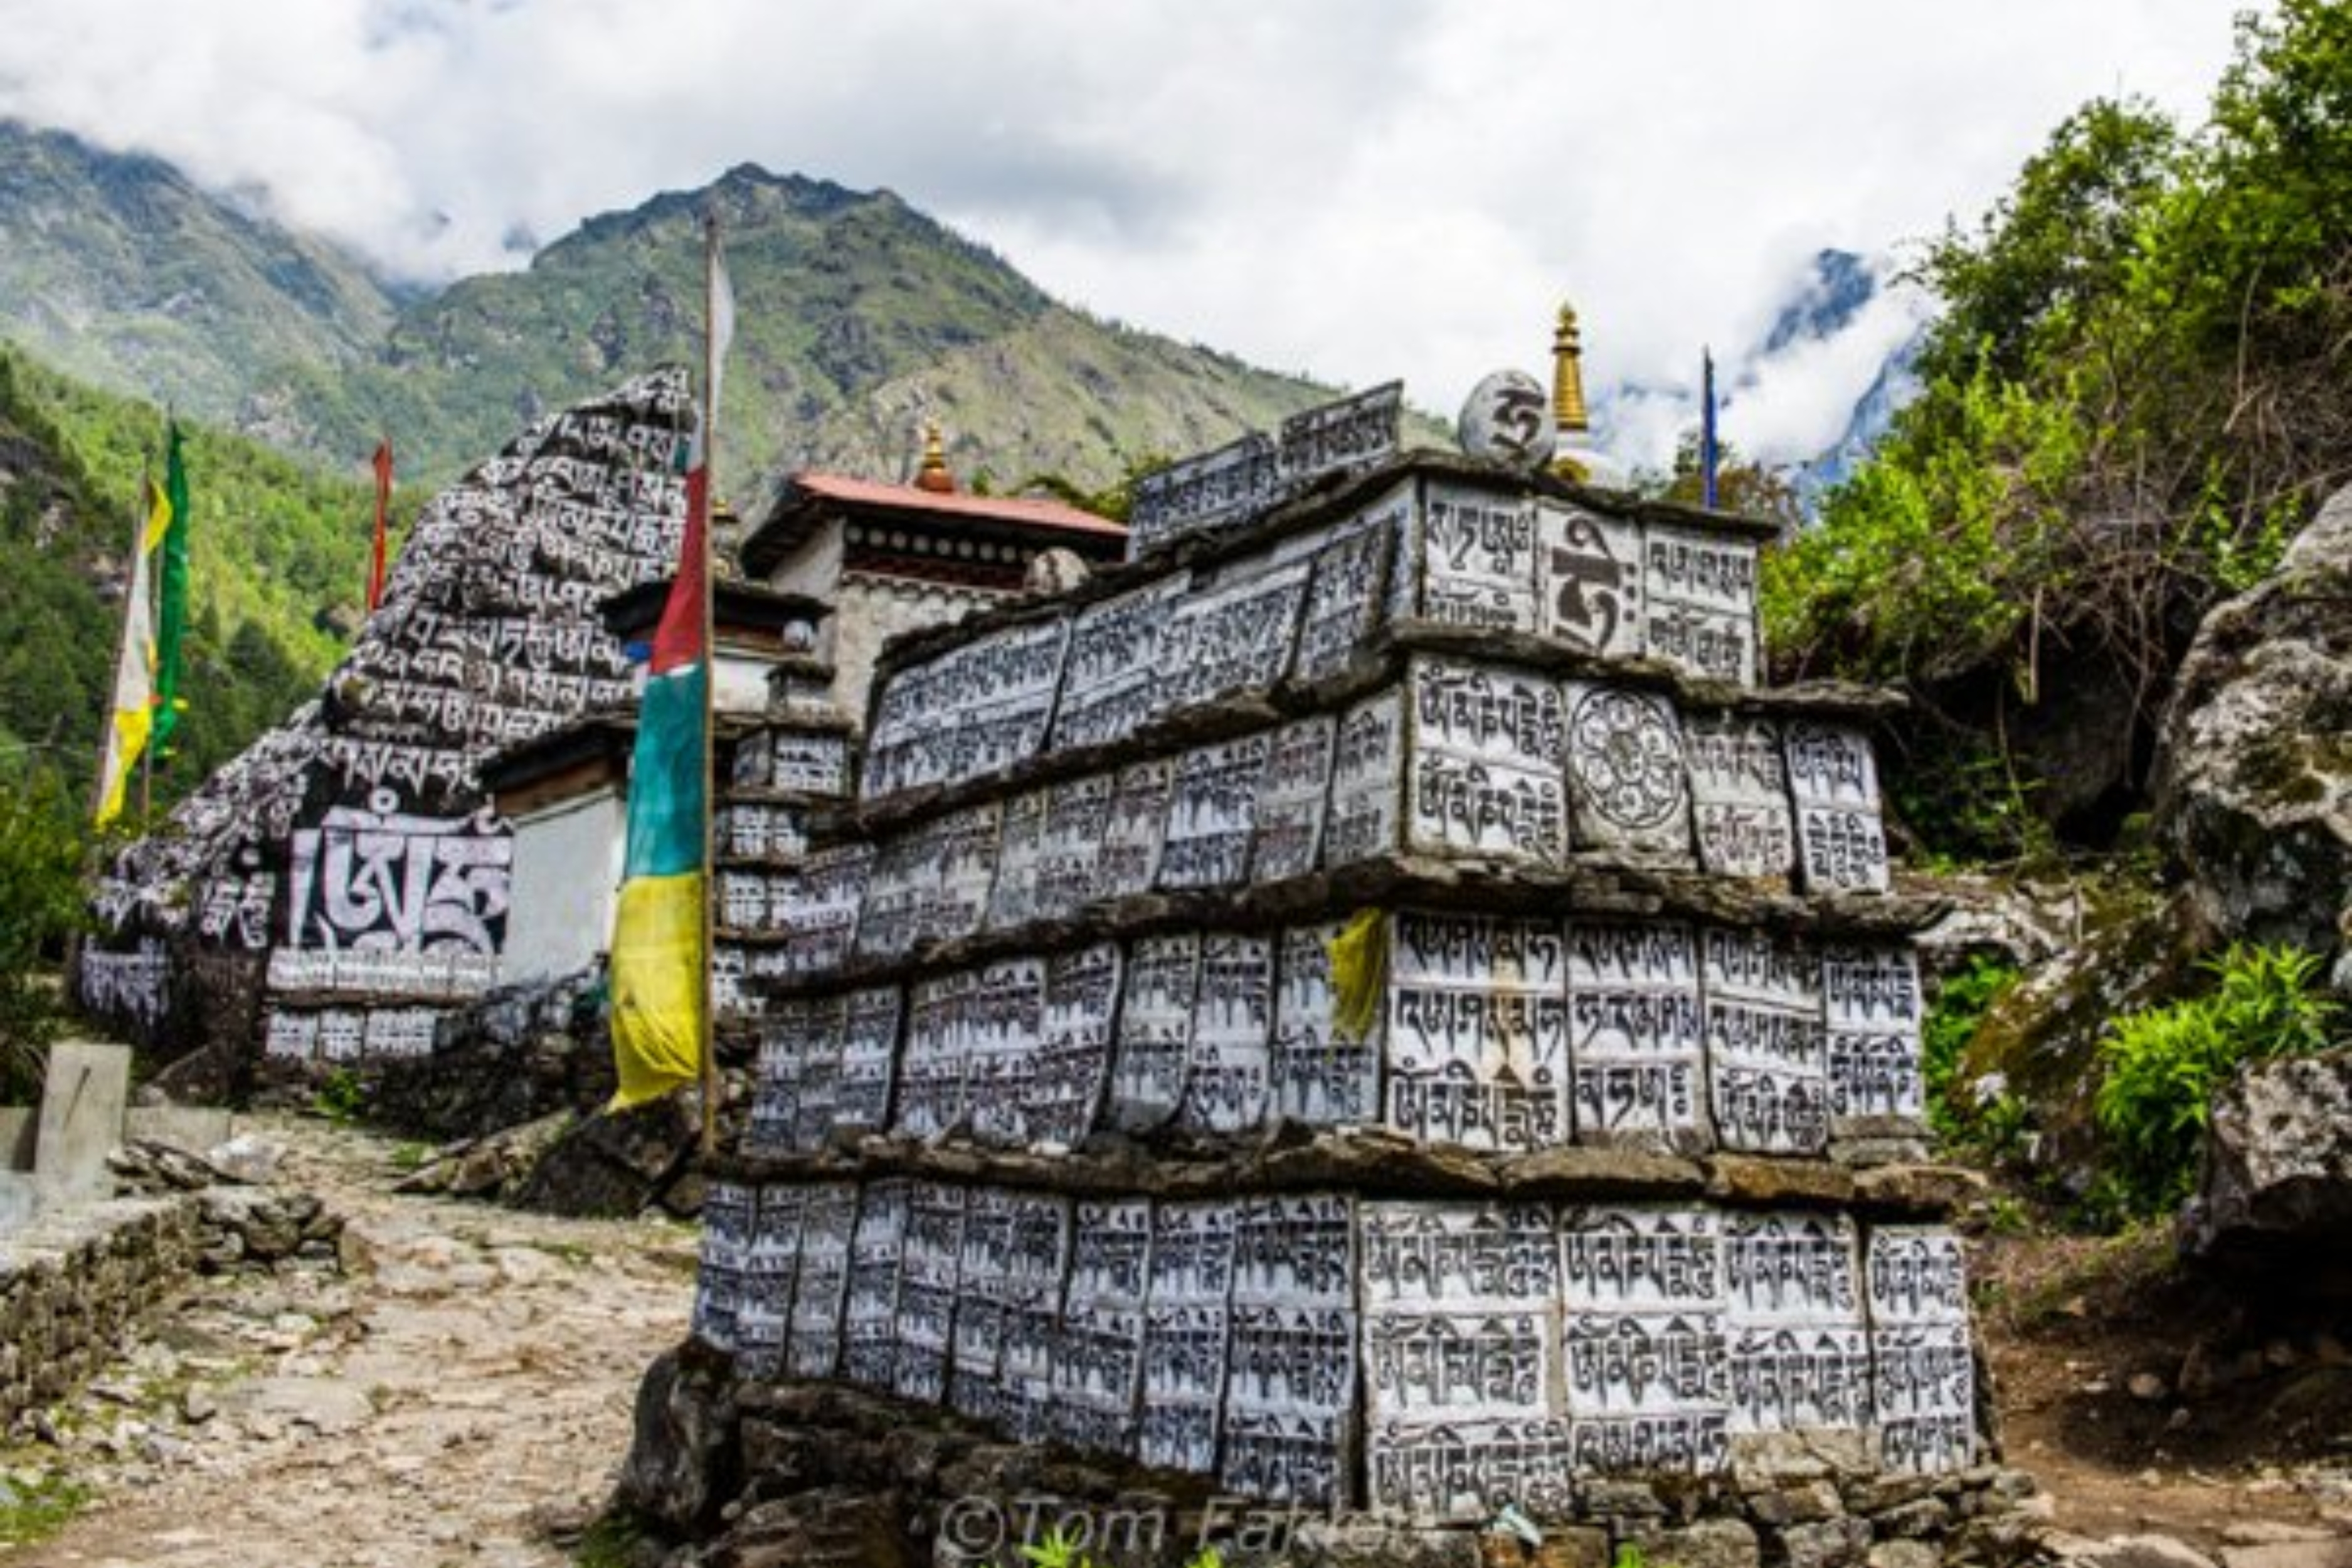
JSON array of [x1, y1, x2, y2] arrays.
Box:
[[0, 770, 92, 1101], [1643, 433, 1805, 536]]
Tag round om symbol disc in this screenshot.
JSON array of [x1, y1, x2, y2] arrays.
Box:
[[1569, 688, 1686, 830]]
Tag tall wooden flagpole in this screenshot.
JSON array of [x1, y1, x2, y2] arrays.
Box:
[[697, 208, 721, 1158]]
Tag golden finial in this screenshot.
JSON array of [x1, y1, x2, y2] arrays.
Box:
[[1550, 300, 1593, 482], [914, 421, 955, 494], [1551, 302, 1589, 433]]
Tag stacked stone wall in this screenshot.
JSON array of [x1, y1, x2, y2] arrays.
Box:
[[0, 1196, 199, 1429]]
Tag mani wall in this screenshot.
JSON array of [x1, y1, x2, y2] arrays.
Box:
[[682, 400, 1995, 1539], [78, 371, 696, 1077]]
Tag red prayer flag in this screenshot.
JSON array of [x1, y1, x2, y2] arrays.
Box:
[[366, 439, 394, 612]]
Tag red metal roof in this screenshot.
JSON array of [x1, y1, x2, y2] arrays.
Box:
[[787, 471, 1128, 540]]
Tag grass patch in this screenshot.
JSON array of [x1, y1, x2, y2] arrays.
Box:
[[0, 1469, 93, 1548], [571, 1510, 649, 1568]]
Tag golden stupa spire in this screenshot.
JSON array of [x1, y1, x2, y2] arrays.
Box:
[[914, 420, 956, 494], [1550, 300, 1593, 482], [1551, 302, 1589, 433]]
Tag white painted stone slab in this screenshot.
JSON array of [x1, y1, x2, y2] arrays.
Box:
[[1684, 712, 1796, 881], [1567, 921, 1708, 1150], [1385, 911, 1571, 1152], [1562, 682, 1695, 866], [1537, 501, 1643, 659], [1406, 658, 1569, 867]]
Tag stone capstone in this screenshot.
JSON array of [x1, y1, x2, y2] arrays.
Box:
[[2180, 1048, 2352, 1280], [2153, 482, 2352, 968]]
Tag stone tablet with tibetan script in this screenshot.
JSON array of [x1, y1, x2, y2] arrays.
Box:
[[1559, 1204, 1730, 1474], [1126, 430, 1279, 558], [1722, 1211, 1870, 1434], [1868, 1226, 1974, 1473], [1291, 503, 1402, 684], [1407, 479, 1540, 633], [1160, 733, 1271, 891], [1034, 943, 1120, 1150], [961, 958, 1048, 1148], [834, 986, 902, 1136], [1538, 501, 1643, 659], [692, 1179, 754, 1353], [1385, 911, 1570, 1153], [983, 790, 1046, 933], [948, 1188, 1015, 1426], [893, 1183, 965, 1404], [1223, 1194, 1357, 1507], [1155, 558, 1310, 712], [1684, 712, 1796, 881], [1821, 943, 1926, 1128], [1053, 575, 1189, 750], [1271, 921, 1380, 1126], [734, 1186, 798, 1380], [1359, 1202, 1563, 1522], [895, 970, 976, 1141], [1251, 716, 1336, 881], [778, 842, 869, 977], [1141, 1200, 1237, 1473], [1107, 933, 1199, 1131], [1095, 758, 1173, 901], [1642, 522, 1758, 687], [1567, 920, 1708, 1151], [1034, 775, 1113, 921], [1178, 933, 1274, 1134], [785, 1183, 859, 1380], [1322, 689, 1405, 869], [1702, 927, 1828, 1155], [999, 1193, 1074, 1444], [1407, 658, 1568, 866], [1054, 1281, 1148, 1454], [1786, 721, 1891, 894], [746, 997, 838, 1156], [842, 1180, 908, 1389]]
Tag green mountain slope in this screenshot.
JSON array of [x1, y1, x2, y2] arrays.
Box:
[[0, 346, 386, 807], [292, 166, 1353, 502], [0, 137, 1366, 502], [0, 121, 398, 434]]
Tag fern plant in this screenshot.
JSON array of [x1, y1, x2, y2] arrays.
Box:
[[2094, 943, 2339, 1218]]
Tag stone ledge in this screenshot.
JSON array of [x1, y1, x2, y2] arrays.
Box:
[[704, 1130, 1973, 1219], [755, 854, 1946, 1005], [844, 618, 1908, 836]]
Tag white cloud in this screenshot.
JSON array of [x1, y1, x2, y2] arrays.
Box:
[[0, 0, 2257, 468]]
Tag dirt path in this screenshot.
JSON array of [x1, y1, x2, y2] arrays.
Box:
[[1974, 1226, 2352, 1558], [1, 1115, 696, 1568]]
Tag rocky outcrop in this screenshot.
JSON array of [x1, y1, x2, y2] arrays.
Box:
[[2180, 1049, 2352, 1285], [2153, 485, 2352, 971]]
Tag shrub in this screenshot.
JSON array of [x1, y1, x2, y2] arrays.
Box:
[[1922, 953, 2024, 1151], [2093, 943, 2339, 1219]]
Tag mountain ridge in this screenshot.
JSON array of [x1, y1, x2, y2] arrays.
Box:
[[0, 125, 1346, 504]]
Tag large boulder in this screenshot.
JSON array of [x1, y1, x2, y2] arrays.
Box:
[[2180, 1047, 2352, 1288], [2152, 485, 2352, 972]]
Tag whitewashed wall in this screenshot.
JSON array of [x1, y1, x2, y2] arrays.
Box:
[[502, 786, 626, 984]]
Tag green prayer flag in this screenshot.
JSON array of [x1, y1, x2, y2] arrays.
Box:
[[151, 422, 191, 753]]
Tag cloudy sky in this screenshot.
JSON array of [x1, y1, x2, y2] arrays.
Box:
[[0, 0, 2257, 472]]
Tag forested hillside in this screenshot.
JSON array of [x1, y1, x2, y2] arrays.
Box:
[[1764, 0, 2351, 856], [0, 347, 392, 807]]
